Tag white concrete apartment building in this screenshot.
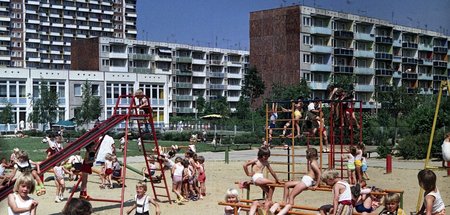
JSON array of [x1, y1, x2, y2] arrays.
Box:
[[250, 5, 450, 108], [0, 68, 168, 131], [70, 37, 249, 115], [0, 0, 137, 69]]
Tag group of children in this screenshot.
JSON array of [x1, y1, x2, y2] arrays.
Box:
[[224, 147, 446, 215]]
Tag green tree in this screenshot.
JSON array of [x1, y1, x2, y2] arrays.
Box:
[[74, 80, 102, 126], [376, 85, 417, 145], [0, 102, 13, 124], [242, 66, 265, 104], [29, 81, 59, 131], [210, 96, 230, 117], [196, 96, 206, 115], [330, 74, 355, 92], [235, 96, 250, 119], [271, 79, 311, 101]]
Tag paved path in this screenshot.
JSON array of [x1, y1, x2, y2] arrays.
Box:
[[123, 147, 441, 170]]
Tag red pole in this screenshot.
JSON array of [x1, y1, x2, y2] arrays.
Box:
[[447, 162, 450, 176], [386, 154, 392, 174]]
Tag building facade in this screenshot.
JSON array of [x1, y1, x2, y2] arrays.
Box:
[[71, 37, 249, 115], [0, 68, 168, 131], [0, 0, 137, 69], [250, 5, 450, 108]]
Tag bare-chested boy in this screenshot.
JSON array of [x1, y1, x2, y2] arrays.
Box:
[[243, 147, 280, 201]]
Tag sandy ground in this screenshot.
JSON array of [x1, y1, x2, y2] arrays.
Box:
[[1, 152, 449, 215]]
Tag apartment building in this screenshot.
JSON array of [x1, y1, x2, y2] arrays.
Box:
[[250, 5, 450, 108], [1, 0, 137, 69], [71, 37, 250, 115], [0, 67, 168, 131]]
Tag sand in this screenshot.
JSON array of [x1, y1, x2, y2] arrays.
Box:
[[0, 156, 449, 215]]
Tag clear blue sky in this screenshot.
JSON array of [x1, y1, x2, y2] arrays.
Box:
[[136, 0, 450, 50]]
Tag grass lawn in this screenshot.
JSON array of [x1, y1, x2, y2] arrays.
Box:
[[0, 136, 250, 162]]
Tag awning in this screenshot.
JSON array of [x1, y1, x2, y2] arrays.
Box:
[[158, 48, 172, 54]]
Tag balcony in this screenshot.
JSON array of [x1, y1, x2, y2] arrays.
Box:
[[310, 63, 332, 72], [309, 82, 329, 90], [393, 39, 401, 47], [334, 48, 353, 56], [375, 53, 393, 60], [130, 53, 152, 60], [174, 69, 193, 76], [227, 73, 242, 79], [354, 50, 374, 58], [354, 67, 374, 75], [131, 68, 152, 73], [393, 56, 402, 63], [333, 30, 353, 39], [334, 66, 353, 74], [418, 59, 433, 66], [192, 83, 207, 89], [173, 107, 194, 113], [433, 46, 448, 54], [433, 75, 447, 81], [377, 85, 393, 92], [355, 84, 375, 92], [418, 44, 433, 51], [310, 26, 332, 35], [108, 52, 127, 59], [209, 84, 226, 90], [192, 59, 207, 64], [402, 57, 418, 64], [227, 85, 241, 90], [402, 73, 418, 80], [433, 61, 447, 68], [310, 45, 332, 53], [175, 82, 193, 88], [227, 61, 242, 67], [209, 72, 225, 78], [209, 60, 223, 65], [375, 36, 393, 44], [152, 55, 172, 62], [375, 69, 393, 76], [418, 73, 433, 80], [419, 88, 433, 95], [354, 33, 374, 41], [192, 71, 207, 77], [176, 56, 192, 63], [402, 42, 418, 49], [175, 95, 193, 101], [392, 71, 402, 78]]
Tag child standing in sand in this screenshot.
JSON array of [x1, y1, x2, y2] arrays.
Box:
[[417, 169, 445, 215], [126, 181, 160, 215], [442, 132, 450, 167], [171, 157, 186, 203], [342, 146, 357, 184], [278, 148, 321, 215], [197, 156, 206, 198], [243, 147, 280, 202], [53, 161, 70, 203], [7, 173, 39, 215]]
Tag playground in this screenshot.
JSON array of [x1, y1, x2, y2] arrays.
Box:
[[0, 150, 448, 214]]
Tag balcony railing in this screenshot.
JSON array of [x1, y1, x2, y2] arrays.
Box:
[[175, 95, 193, 101], [334, 48, 353, 56], [354, 33, 374, 41], [310, 26, 332, 35], [309, 82, 329, 90], [402, 42, 418, 49], [130, 53, 152, 60], [354, 67, 374, 75], [402, 57, 418, 64], [175, 82, 193, 88], [418, 59, 433, 66], [375, 53, 393, 60], [209, 84, 226, 90], [433, 75, 447, 81], [433, 46, 448, 54], [208, 72, 225, 78], [355, 84, 375, 92], [310, 63, 332, 72], [377, 85, 393, 92], [131, 67, 152, 73], [375, 69, 393, 76], [176, 56, 193, 63], [174, 69, 193, 76], [393, 56, 402, 62], [402, 73, 418, 80], [334, 66, 353, 73], [173, 107, 194, 113], [392, 71, 402, 78], [333, 30, 353, 39], [418, 44, 433, 51], [310, 45, 332, 53], [354, 50, 374, 58], [375, 36, 393, 44], [433, 61, 447, 68], [418, 73, 433, 80]]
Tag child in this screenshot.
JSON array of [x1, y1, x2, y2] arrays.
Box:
[[8, 150, 46, 196], [119, 135, 126, 152], [268, 103, 278, 142], [67, 151, 83, 181], [354, 144, 364, 184], [137, 137, 142, 152], [142, 160, 156, 182], [44, 133, 58, 158], [99, 153, 113, 189], [9, 148, 20, 167], [342, 146, 357, 184], [53, 161, 70, 203], [442, 132, 450, 167], [171, 157, 185, 203], [378, 193, 406, 215], [62, 198, 92, 215], [80, 143, 96, 199], [0, 157, 11, 189], [361, 153, 370, 180], [7, 173, 39, 215], [417, 169, 445, 215], [243, 147, 280, 201], [126, 181, 161, 215], [354, 187, 383, 214], [112, 155, 123, 185], [197, 156, 206, 198], [321, 170, 353, 215], [224, 188, 240, 215], [278, 148, 321, 215]]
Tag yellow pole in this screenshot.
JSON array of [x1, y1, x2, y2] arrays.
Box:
[[415, 81, 445, 212], [291, 101, 295, 180]]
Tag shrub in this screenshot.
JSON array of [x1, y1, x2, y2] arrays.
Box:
[[234, 133, 260, 145]]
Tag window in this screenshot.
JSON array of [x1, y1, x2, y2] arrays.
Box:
[[92, 84, 100, 96], [303, 73, 311, 82], [302, 16, 311, 26], [74, 84, 81, 96], [303, 35, 311, 45], [303, 54, 311, 63]]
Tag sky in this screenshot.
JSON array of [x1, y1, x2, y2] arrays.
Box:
[[136, 0, 450, 50]]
